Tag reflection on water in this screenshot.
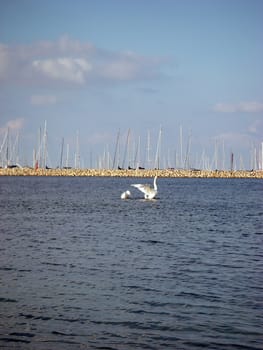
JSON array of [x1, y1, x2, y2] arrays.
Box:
[[0, 177, 262, 349]]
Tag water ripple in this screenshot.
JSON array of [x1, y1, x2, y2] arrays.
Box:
[[0, 177, 262, 349]]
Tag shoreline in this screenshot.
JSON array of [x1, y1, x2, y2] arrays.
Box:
[[0, 167, 263, 178]]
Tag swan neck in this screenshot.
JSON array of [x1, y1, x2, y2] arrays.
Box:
[[153, 176, 157, 190]]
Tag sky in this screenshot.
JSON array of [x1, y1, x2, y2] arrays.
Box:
[[0, 0, 262, 169]]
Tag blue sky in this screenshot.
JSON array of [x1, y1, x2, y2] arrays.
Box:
[[0, 0, 262, 169]]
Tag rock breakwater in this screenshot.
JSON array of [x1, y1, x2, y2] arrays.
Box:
[[0, 167, 263, 178]]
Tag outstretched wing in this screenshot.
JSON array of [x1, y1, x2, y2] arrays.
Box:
[[131, 184, 150, 195]]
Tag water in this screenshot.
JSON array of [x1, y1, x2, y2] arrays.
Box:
[[0, 176, 262, 349]]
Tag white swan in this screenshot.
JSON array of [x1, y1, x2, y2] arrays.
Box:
[[131, 176, 158, 200], [121, 190, 131, 199]]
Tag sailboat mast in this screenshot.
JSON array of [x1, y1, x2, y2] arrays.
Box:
[[154, 126, 162, 169], [66, 144, 69, 168], [180, 125, 183, 168], [0, 129, 8, 167], [230, 152, 234, 171], [43, 121, 47, 168], [147, 130, 151, 169], [112, 129, 120, 169], [6, 127, 9, 167], [214, 138, 218, 170], [134, 135, 141, 169], [184, 130, 191, 169], [222, 138, 225, 170], [122, 128, 130, 169], [75, 130, 80, 168], [60, 137, 64, 169]]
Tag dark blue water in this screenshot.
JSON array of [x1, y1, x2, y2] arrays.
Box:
[[0, 177, 262, 349]]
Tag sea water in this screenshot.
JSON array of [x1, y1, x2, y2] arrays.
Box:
[[0, 176, 262, 349]]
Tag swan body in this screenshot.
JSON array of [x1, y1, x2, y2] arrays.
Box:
[[121, 190, 131, 199], [131, 176, 158, 200]]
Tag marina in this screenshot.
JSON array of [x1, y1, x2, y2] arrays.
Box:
[[1, 123, 263, 173]]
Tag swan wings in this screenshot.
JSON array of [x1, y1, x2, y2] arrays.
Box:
[[131, 176, 158, 200]]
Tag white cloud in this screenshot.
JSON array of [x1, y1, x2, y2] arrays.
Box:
[[98, 51, 159, 81], [101, 60, 140, 81], [214, 103, 237, 113], [30, 94, 57, 106], [6, 118, 24, 130], [214, 102, 263, 113], [239, 102, 263, 113], [0, 118, 25, 134], [32, 57, 92, 84], [0, 36, 164, 86]]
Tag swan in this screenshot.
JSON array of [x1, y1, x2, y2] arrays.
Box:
[[121, 190, 131, 199], [131, 176, 158, 200]]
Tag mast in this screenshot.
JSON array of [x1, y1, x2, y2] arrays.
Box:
[[6, 127, 9, 167], [230, 152, 234, 171], [106, 144, 110, 169], [180, 125, 183, 168], [14, 131, 20, 165], [154, 126, 162, 169], [43, 120, 47, 168], [112, 129, 120, 169], [134, 135, 141, 169], [75, 130, 80, 168], [184, 129, 191, 169], [38, 126, 42, 168], [147, 130, 151, 169], [214, 138, 218, 170], [127, 130, 132, 168], [254, 146, 257, 170], [222, 138, 225, 170], [66, 143, 69, 168], [122, 128, 130, 169], [0, 128, 8, 167], [60, 137, 64, 168]]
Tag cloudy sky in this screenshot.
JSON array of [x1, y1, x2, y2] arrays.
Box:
[[0, 0, 262, 169]]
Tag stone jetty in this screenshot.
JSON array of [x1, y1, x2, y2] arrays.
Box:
[[0, 167, 262, 178]]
